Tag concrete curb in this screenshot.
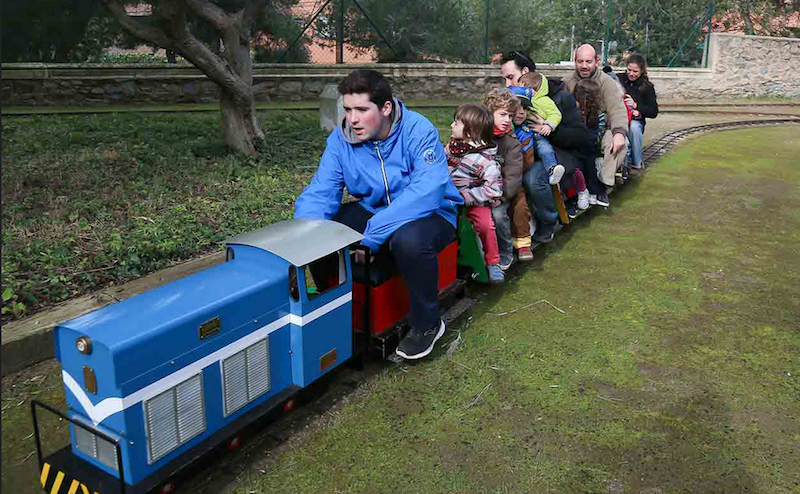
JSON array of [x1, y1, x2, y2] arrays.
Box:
[[0, 251, 225, 376]]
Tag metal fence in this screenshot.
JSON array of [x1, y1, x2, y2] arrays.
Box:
[[279, 0, 719, 67]]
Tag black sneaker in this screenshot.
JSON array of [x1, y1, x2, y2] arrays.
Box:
[[396, 320, 446, 360], [567, 204, 578, 219], [533, 226, 555, 244], [595, 193, 610, 207]]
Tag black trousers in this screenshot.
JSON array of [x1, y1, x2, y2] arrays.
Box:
[[319, 202, 455, 331]]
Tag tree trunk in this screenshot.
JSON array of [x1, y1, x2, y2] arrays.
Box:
[[220, 89, 264, 156], [216, 19, 265, 156]]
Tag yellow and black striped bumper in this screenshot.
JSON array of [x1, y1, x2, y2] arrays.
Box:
[[40, 462, 100, 494]]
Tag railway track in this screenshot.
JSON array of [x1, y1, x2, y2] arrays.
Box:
[[641, 117, 800, 166]]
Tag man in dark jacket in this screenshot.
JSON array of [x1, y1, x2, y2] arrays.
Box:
[[501, 50, 606, 206], [499, 52, 559, 242]]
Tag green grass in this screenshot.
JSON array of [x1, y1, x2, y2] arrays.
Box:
[[0, 108, 460, 321], [1, 111, 328, 320], [2, 126, 798, 494], [228, 126, 800, 494]]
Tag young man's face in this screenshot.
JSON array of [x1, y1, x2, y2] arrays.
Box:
[[342, 93, 392, 142], [512, 105, 527, 127], [500, 61, 529, 88], [492, 108, 512, 134]]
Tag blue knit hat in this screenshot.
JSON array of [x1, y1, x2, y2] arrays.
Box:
[[509, 85, 534, 109]]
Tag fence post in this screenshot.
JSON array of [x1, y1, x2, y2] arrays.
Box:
[[603, 0, 613, 65], [484, 0, 489, 62], [336, 0, 344, 64]]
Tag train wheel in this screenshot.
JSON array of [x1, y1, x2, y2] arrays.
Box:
[[227, 433, 242, 451], [157, 480, 177, 494]]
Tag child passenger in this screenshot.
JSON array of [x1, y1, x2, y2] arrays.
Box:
[[446, 104, 505, 284], [510, 72, 564, 182]]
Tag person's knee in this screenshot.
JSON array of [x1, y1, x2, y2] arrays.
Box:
[[523, 162, 549, 190]]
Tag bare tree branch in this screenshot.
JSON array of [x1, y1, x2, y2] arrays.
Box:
[[185, 0, 235, 32], [244, 0, 274, 28], [103, 0, 174, 50]]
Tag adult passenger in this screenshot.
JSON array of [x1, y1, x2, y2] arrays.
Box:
[[619, 53, 659, 172], [294, 69, 463, 360], [498, 52, 559, 243], [501, 50, 607, 206], [563, 44, 629, 190]]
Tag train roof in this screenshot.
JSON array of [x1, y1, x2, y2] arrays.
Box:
[[225, 219, 363, 266]]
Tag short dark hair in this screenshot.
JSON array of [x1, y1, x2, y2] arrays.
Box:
[[500, 50, 536, 72], [453, 103, 494, 144], [338, 69, 393, 108]]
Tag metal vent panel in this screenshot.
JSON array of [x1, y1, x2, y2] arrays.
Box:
[[144, 373, 206, 464], [247, 339, 270, 400], [176, 374, 205, 443], [223, 351, 248, 416], [74, 425, 97, 458], [222, 338, 270, 417], [73, 425, 119, 471], [95, 435, 119, 470]]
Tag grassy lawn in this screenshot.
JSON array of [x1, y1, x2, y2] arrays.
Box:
[[226, 126, 799, 494], [0, 108, 455, 321], [2, 122, 798, 494]]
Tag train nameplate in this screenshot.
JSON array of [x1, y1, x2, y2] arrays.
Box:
[[83, 366, 97, 395], [320, 349, 338, 372], [199, 317, 221, 340]]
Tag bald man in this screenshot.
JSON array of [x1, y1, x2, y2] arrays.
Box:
[[563, 44, 628, 190]]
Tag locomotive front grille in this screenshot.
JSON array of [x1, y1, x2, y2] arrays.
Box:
[[144, 373, 206, 464], [222, 337, 271, 416], [74, 424, 119, 471]]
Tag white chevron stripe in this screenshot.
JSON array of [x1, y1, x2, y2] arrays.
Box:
[[63, 292, 352, 425]]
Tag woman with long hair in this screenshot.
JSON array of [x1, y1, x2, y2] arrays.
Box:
[[620, 53, 659, 171]]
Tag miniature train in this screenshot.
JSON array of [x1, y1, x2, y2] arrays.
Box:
[[32, 218, 466, 494]]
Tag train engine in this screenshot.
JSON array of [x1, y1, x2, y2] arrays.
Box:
[[33, 220, 363, 494]]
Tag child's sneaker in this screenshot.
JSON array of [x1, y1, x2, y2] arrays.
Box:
[[487, 264, 505, 284], [577, 190, 590, 210], [548, 164, 565, 185], [517, 247, 533, 262]]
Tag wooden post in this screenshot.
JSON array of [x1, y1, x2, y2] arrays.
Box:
[[551, 184, 569, 225]]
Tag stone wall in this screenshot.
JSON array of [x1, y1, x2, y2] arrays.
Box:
[[2, 33, 799, 107]]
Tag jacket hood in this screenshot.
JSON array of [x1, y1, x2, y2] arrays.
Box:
[[531, 75, 550, 102], [547, 77, 565, 95], [339, 97, 404, 145]]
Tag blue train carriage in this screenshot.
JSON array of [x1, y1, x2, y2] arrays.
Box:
[[32, 219, 363, 494]]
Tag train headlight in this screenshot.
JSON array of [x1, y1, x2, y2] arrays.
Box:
[[76, 336, 93, 355]]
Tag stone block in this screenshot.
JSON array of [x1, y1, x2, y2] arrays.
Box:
[[122, 80, 137, 96], [304, 79, 325, 94], [104, 84, 123, 94], [319, 83, 344, 132], [183, 82, 199, 95], [278, 80, 303, 94]]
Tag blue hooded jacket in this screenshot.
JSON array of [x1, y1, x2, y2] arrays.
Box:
[[294, 99, 463, 251]]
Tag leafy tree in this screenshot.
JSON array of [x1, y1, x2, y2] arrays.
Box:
[[103, 0, 300, 156], [2, 1, 120, 62]]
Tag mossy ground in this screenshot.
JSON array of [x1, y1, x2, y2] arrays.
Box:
[[233, 126, 800, 494], [2, 126, 798, 494]]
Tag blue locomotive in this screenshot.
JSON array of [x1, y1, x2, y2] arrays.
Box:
[[33, 220, 374, 494]]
